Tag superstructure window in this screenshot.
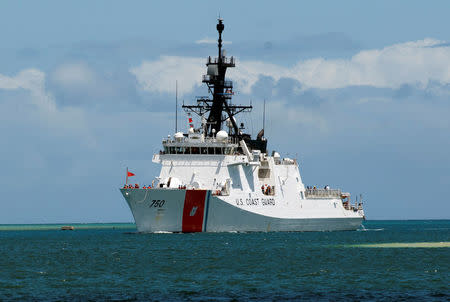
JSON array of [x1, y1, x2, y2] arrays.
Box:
[[258, 168, 271, 179], [175, 147, 185, 154], [164, 145, 233, 155]]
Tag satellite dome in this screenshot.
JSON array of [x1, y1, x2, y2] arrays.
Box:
[[216, 130, 228, 142], [174, 132, 184, 142]]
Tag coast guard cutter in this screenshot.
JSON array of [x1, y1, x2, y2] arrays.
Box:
[[120, 19, 365, 232]]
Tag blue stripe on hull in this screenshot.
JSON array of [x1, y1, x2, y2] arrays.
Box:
[[203, 190, 211, 232]]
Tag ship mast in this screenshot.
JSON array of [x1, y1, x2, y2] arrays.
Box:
[[182, 18, 267, 152], [183, 18, 251, 138]]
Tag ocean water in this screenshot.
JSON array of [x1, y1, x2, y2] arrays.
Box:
[[0, 221, 448, 301]]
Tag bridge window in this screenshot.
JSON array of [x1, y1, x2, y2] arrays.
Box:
[[163, 145, 234, 155], [176, 147, 185, 154], [191, 147, 199, 154]]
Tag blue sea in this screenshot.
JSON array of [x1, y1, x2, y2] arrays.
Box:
[[0, 220, 448, 301]]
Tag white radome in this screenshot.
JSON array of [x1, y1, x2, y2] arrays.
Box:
[[216, 130, 228, 142], [174, 132, 184, 142]]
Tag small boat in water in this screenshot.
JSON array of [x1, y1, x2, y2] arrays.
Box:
[[61, 226, 74, 231]]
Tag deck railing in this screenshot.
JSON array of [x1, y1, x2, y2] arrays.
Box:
[[207, 56, 235, 65], [162, 136, 239, 145]]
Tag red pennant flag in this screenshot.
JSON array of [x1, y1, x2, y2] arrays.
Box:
[[188, 118, 193, 123], [127, 171, 135, 177]]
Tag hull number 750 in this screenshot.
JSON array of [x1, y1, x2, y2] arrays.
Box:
[[150, 200, 165, 207]]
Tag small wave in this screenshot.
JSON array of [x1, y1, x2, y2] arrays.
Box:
[[357, 228, 384, 232], [153, 231, 174, 234], [348, 242, 450, 248]]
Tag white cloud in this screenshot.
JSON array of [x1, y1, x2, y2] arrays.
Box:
[[0, 69, 56, 112], [131, 39, 450, 94], [290, 38, 450, 89], [228, 60, 288, 94], [195, 38, 215, 44], [0, 68, 96, 148], [130, 56, 204, 95], [51, 62, 96, 90], [195, 37, 232, 45]]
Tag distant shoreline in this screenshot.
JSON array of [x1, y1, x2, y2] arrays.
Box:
[[0, 223, 136, 231], [1, 219, 449, 226], [0, 219, 448, 232]]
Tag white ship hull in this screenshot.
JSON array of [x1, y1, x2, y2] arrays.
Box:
[[121, 188, 363, 232]]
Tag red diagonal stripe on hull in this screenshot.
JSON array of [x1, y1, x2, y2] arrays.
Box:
[[182, 190, 206, 232]]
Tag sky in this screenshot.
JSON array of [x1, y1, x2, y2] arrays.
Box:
[[0, 0, 449, 223]]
